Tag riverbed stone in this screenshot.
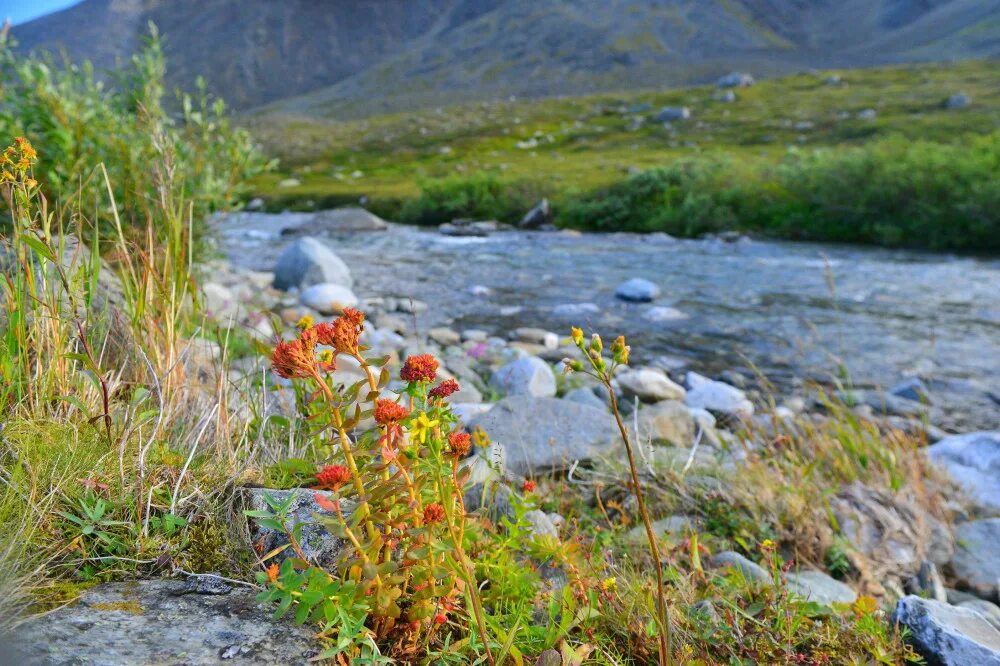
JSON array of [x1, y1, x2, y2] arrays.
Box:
[[14, 579, 319, 665], [615, 277, 661, 302], [511, 327, 559, 350], [490, 356, 557, 398], [927, 432, 1000, 512], [892, 595, 1000, 665], [429, 327, 461, 346], [564, 386, 608, 411], [272, 236, 353, 291], [519, 199, 552, 228], [787, 570, 857, 606], [618, 368, 686, 402], [299, 282, 358, 314], [948, 519, 1000, 601], [634, 400, 695, 446], [467, 395, 619, 475], [307, 207, 388, 232], [685, 372, 754, 418]]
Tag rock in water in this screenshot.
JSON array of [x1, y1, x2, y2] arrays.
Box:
[[519, 199, 552, 229], [490, 356, 556, 397], [948, 519, 1000, 601], [272, 236, 352, 291], [615, 278, 661, 302], [926, 432, 1000, 512], [299, 283, 358, 314], [892, 595, 1000, 666], [467, 395, 619, 475], [14, 579, 319, 665], [307, 207, 388, 232]]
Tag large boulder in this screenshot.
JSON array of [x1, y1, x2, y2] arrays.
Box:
[[304, 207, 388, 233], [272, 236, 352, 291], [615, 278, 661, 303], [467, 395, 619, 475], [653, 106, 691, 122], [490, 356, 556, 398], [717, 71, 755, 88], [892, 595, 1000, 666], [13, 579, 319, 665], [684, 372, 753, 418], [618, 368, 686, 402], [948, 519, 1000, 601], [927, 432, 1000, 512]]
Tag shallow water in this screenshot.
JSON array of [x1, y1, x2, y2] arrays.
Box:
[[215, 214, 1000, 431]]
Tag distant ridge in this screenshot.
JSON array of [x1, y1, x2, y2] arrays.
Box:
[[13, 0, 1000, 117]]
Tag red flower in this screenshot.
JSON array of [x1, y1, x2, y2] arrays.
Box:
[[423, 503, 445, 524], [314, 492, 340, 512], [316, 464, 351, 490], [271, 328, 319, 379], [434, 613, 447, 625], [447, 431, 472, 457], [265, 562, 280, 583], [522, 480, 536, 493], [429, 378, 460, 400], [314, 307, 365, 355], [401, 354, 439, 383], [374, 398, 410, 425]]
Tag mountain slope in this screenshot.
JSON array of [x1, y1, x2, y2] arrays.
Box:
[[12, 0, 1000, 116]]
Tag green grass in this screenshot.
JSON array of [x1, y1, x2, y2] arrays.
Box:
[[247, 59, 1000, 250]]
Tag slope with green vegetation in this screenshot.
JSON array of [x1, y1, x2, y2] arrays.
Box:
[[250, 59, 1000, 250]]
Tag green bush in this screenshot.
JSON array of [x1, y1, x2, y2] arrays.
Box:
[[0, 25, 272, 253], [398, 172, 540, 226]]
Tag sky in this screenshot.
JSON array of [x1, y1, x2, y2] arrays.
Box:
[[0, 0, 81, 25]]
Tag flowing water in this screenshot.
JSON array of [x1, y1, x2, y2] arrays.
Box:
[[216, 213, 1000, 431]]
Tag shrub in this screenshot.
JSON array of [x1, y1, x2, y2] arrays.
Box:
[[399, 172, 539, 226], [0, 24, 272, 254]]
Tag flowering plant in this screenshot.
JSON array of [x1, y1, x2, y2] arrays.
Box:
[[254, 309, 495, 663]]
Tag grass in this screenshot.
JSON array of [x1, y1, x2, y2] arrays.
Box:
[[247, 58, 1000, 250]]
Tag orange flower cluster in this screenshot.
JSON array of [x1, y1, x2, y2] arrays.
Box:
[[272, 328, 319, 379], [423, 503, 445, 524], [429, 378, 460, 400], [315, 307, 364, 355], [374, 398, 410, 425], [401, 354, 439, 383], [521, 480, 536, 493], [447, 431, 471, 457], [316, 464, 351, 490]]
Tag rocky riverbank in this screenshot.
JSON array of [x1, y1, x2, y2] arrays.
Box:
[[12, 207, 1000, 665]]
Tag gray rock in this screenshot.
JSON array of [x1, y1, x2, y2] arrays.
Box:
[[710, 551, 771, 584], [909, 560, 949, 603], [534, 648, 563, 666], [615, 277, 661, 302], [927, 432, 1000, 511], [524, 510, 560, 539], [272, 236, 352, 291], [892, 595, 1000, 665], [717, 90, 737, 103], [717, 71, 755, 88], [634, 400, 694, 446], [490, 356, 556, 398], [857, 108, 878, 120], [202, 281, 238, 321], [626, 515, 692, 543], [961, 600, 1000, 633], [307, 207, 388, 232], [511, 327, 559, 350], [643, 306, 689, 322], [14, 579, 318, 665], [299, 282, 358, 314], [653, 106, 691, 122], [246, 488, 351, 568], [552, 302, 600, 317], [787, 569, 857, 606], [468, 395, 619, 475], [618, 368, 686, 402], [841, 389, 928, 417], [946, 94, 971, 109], [563, 386, 608, 411], [685, 371, 753, 418], [429, 327, 461, 346], [948, 519, 1000, 601], [519, 199, 552, 229], [892, 377, 930, 403]]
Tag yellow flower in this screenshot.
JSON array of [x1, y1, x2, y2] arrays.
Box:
[[296, 314, 314, 330], [571, 327, 584, 345], [409, 412, 439, 445], [760, 539, 776, 552], [601, 577, 617, 591]]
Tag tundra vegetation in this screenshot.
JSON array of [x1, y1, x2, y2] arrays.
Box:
[[0, 29, 990, 666]]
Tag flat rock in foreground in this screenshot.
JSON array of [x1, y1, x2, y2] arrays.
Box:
[[13, 579, 318, 665]]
